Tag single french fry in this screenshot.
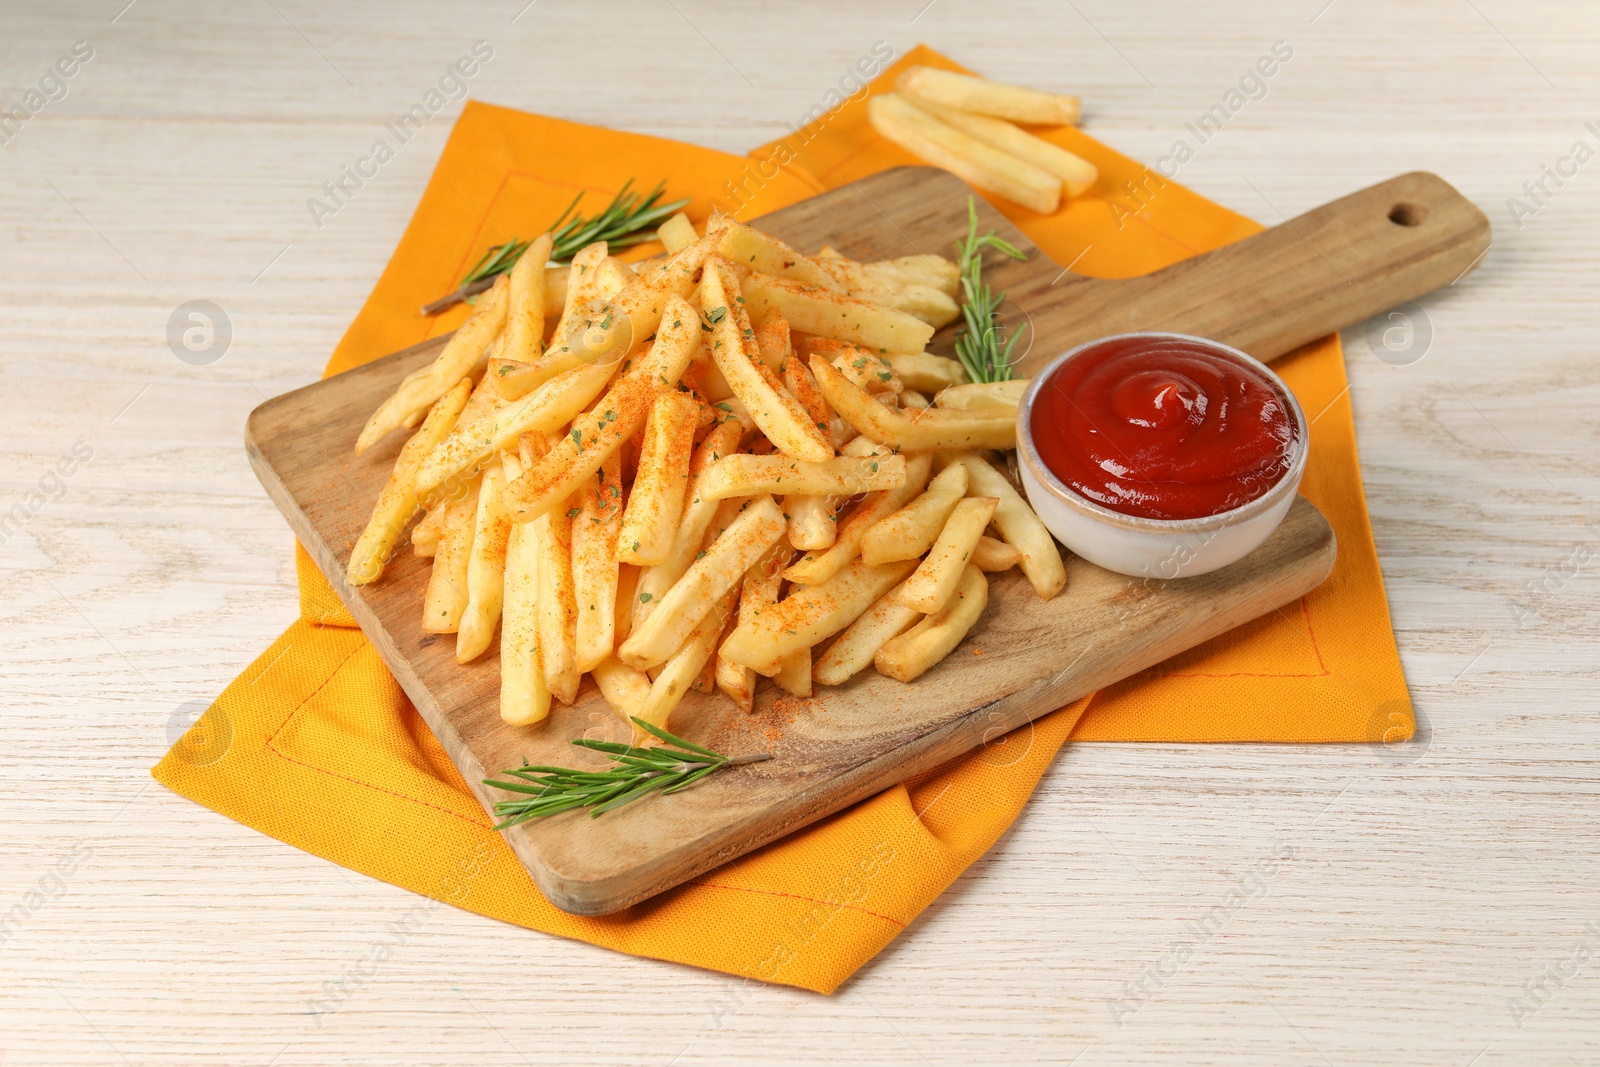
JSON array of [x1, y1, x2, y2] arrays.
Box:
[[782, 453, 932, 585], [876, 565, 989, 682], [947, 453, 1066, 599], [868, 94, 1060, 215], [811, 357, 1016, 452], [421, 478, 479, 633], [633, 585, 740, 739], [657, 212, 698, 254], [548, 241, 613, 352], [613, 562, 640, 644], [720, 557, 917, 676], [572, 453, 624, 673], [894, 495, 998, 614], [626, 293, 702, 387], [499, 498, 550, 726], [900, 389, 930, 409], [754, 311, 792, 370], [593, 655, 653, 722], [781, 352, 832, 435], [971, 533, 1022, 572], [812, 581, 921, 685], [417, 358, 617, 497], [887, 352, 967, 393], [411, 501, 445, 557], [456, 466, 513, 663], [618, 494, 786, 671], [716, 539, 788, 711], [895, 64, 1081, 125], [357, 276, 508, 453], [814, 253, 961, 298], [699, 454, 904, 501], [616, 391, 701, 566], [499, 374, 655, 524], [701, 259, 834, 462], [785, 493, 839, 552], [741, 270, 935, 354], [773, 645, 812, 698], [912, 100, 1097, 197], [935, 378, 1030, 413], [861, 461, 969, 566], [632, 419, 747, 627], [714, 218, 841, 291], [348, 377, 472, 585], [503, 232, 554, 363], [535, 497, 580, 704]]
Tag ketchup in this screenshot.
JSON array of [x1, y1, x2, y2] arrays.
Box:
[[1029, 335, 1297, 521]]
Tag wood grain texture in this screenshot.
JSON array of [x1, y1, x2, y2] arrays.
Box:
[[247, 170, 1337, 914], [3, 1, 1598, 1064]]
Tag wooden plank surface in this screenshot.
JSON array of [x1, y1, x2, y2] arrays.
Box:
[[3, 1, 1598, 1064], [247, 170, 1336, 913]]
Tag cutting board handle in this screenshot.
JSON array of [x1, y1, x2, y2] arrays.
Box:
[[1015, 171, 1491, 370]]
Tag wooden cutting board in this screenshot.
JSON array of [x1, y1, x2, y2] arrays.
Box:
[[246, 167, 1488, 915]]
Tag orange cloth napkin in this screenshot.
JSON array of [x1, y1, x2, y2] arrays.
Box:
[[153, 46, 1411, 994]]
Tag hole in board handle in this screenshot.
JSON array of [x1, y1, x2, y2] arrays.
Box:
[[1388, 203, 1427, 227]]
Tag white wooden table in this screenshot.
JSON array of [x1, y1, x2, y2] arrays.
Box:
[[3, 2, 1597, 1063]]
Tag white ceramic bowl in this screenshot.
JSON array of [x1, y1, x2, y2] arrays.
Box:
[[1016, 332, 1308, 579]]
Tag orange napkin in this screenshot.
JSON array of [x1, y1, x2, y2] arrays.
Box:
[[154, 46, 1411, 994]]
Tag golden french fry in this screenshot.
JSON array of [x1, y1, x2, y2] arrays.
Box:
[[498, 374, 655, 524], [720, 557, 917, 676], [887, 352, 967, 393], [657, 212, 698, 254], [416, 359, 616, 498], [411, 501, 445, 557], [572, 453, 624, 673], [935, 378, 1030, 413], [900, 389, 930, 409], [741, 270, 935, 354], [814, 253, 961, 298], [535, 496, 580, 704], [421, 477, 479, 633], [851, 282, 960, 328], [894, 496, 998, 614], [716, 538, 788, 711], [811, 357, 1016, 452], [632, 419, 747, 627], [913, 100, 1097, 197], [876, 565, 988, 682], [714, 218, 841, 291], [593, 654, 652, 721], [785, 493, 839, 552], [700, 454, 904, 501], [500, 497, 550, 726], [781, 352, 832, 435], [633, 585, 740, 739], [782, 453, 932, 585], [754, 311, 792, 370], [548, 242, 613, 351], [357, 276, 507, 453], [348, 377, 472, 585], [616, 391, 701, 566], [773, 645, 812, 698], [947, 453, 1066, 599], [626, 293, 702, 387], [860, 461, 969, 566], [868, 94, 1060, 215], [895, 64, 1081, 125], [971, 533, 1021, 572], [812, 580, 921, 685], [456, 466, 513, 663], [613, 562, 640, 643], [702, 259, 834, 462], [618, 494, 786, 671], [503, 233, 554, 363]]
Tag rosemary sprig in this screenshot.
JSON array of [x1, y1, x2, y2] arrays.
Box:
[[482, 717, 771, 828], [952, 197, 1030, 384], [421, 179, 691, 315]]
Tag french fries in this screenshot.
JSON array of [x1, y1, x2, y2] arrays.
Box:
[[869, 94, 1060, 215], [348, 377, 472, 585], [893, 495, 998, 614], [616, 391, 701, 566], [876, 565, 989, 682], [861, 461, 968, 565], [353, 179, 1081, 742], [912, 100, 1097, 198], [946, 453, 1067, 599], [811, 356, 1016, 452], [895, 64, 1081, 126]]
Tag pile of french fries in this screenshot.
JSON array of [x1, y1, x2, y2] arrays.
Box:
[[869, 66, 1096, 215], [348, 210, 1067, 741]]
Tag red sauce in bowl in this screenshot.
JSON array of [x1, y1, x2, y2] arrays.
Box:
[[1029, 335, 1298, 521]]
